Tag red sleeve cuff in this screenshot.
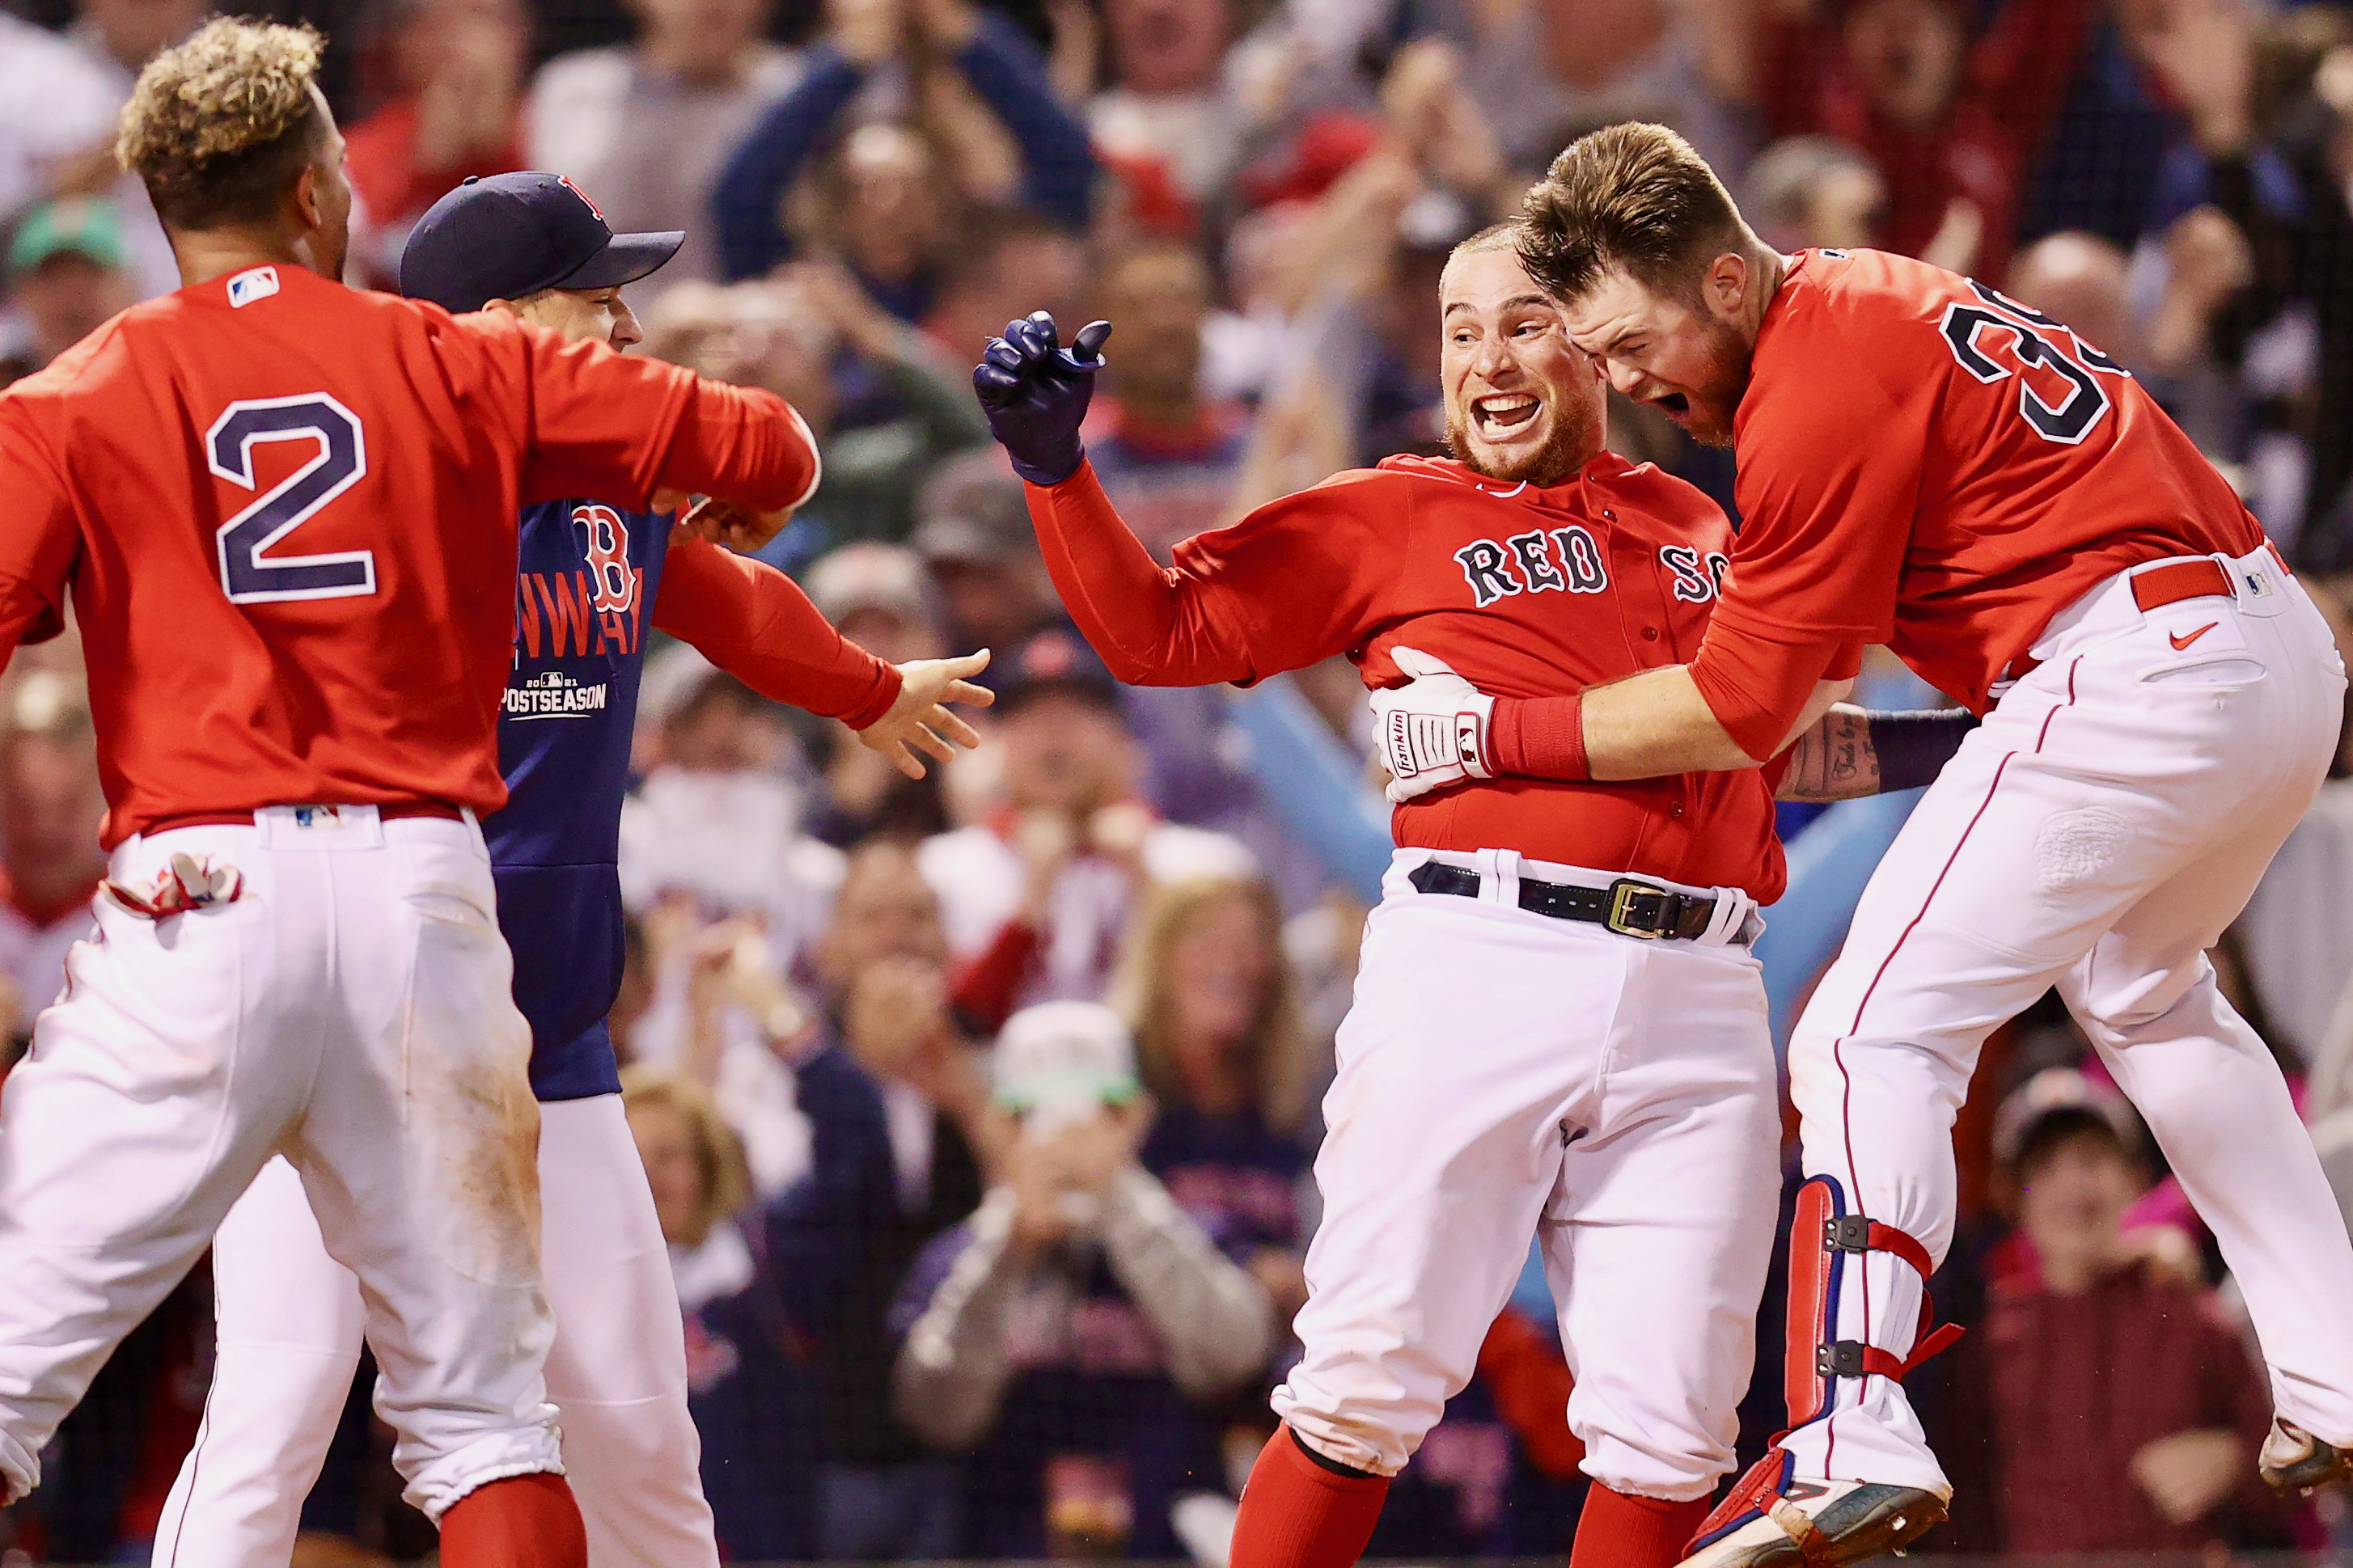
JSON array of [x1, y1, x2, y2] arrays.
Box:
[[1488, 692, 1589, 781], [1825, 641, 1864, 681]]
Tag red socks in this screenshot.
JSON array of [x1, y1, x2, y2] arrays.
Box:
[[439, 1471, 588, 1568], [1568, 1483, 1712, 1568], [1229, 1423, 1390, 1568]]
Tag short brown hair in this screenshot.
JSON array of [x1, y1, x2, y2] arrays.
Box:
[[117, 18, 328, 231], [1517, 123, 1746, 303]]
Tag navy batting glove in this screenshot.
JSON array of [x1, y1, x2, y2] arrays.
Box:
[[973, 311, 1112, 486]]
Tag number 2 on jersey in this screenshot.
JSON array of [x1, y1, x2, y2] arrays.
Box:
[[208, 394, 375, 604]]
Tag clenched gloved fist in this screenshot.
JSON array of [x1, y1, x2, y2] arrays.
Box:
[[1371, 647, 1493, 804], [973, 312, 1112, 485]]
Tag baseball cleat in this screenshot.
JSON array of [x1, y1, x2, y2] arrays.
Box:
[[2259, 1419, 2353, 1494], [1678, 1448, 1948, 1568]]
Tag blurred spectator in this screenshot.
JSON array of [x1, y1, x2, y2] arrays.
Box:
[[768, 836, 994, 1557], [917, 204, 1091, 367], [625, 1065, 820, 1561], [0, 11, 121, 235], [921, 629, 1255, 1029], [1936, 1068, 2287, 1553], [1083, 243, 1254, 561], [341, 0, 528, 286], [0, 669, 103, 1033], [1109, 875, 1314, 1323], [2130, 0, 2353, 566], [57, 0, 211, 298], [807, 542, 945, 665], [1746, 0, 2106, 278], [1089, 0, 1255, 218], [671, 914, 819, 1198], [524, 0, 799, 301], [802, 544, 957, 847], [892, 1001, 1277, 1557], [622, 645, 839, 935], [1455, 0, 1751, 181], [713, 0, 1094, 307], [641, 270, 990, 557], [1743, 134, 1885, 252], [909, 447, 1060, 654], [0, 197, 136, 385]]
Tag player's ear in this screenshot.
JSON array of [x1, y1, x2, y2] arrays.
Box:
[[291, 163, 324, 232], [1702, 251, 1750, 325]]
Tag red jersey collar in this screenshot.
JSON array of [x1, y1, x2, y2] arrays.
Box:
[[1378, 449, 1643, 509]]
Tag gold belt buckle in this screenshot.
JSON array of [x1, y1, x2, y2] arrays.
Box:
[[1606, 879, 1674, 938]]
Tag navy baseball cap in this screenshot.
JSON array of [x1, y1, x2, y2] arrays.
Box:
[[400, 172, 683, 314]]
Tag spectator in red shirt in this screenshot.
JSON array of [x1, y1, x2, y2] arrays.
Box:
[[1081, 242, 1255, 563], [1746, 0, 2105, 279], [341, 0, 528, 287], [1934, 1068, 2292, 1553]]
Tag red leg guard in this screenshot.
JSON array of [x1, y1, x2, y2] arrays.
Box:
[[1229, 1423, 1390, 1568], [439, 1472, 587, 1568], [1569, 1484, 1714, 1568]]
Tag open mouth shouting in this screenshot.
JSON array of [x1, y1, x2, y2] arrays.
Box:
[[1472, 392, 1543, 440]]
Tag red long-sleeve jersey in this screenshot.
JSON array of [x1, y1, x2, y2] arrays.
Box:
[[1028, 451, 1791, 902], [654, 535, 899, 725], [0, 263, 819, 847], [1692, 248, 2263, 756]]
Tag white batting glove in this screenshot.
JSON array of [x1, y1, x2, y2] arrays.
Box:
[[1372, 647, 1495, 805]]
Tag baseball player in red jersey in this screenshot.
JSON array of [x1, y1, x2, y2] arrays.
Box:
[[972, 228, 1964, 1568], [150, 174, 989, 1568], [0, 22, 824, 1566], [1378, 124, 2353, 1566]]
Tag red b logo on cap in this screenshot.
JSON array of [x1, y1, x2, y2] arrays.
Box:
[[558, 176, 607, 223]]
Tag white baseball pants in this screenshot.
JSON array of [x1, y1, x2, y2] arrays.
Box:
[[0, 808, 561, 1519], [1274, 849, 1780, 1502], [1782, 548, 2353, 1491], [151, 1094, 717, 1568]]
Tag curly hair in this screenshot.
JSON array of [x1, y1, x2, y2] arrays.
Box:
[[1518, 122, 1746, 306], [116, 17, 328, 232]]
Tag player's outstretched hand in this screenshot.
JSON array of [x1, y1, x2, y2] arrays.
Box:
[[973, 312, 1111, 486], [1371, 646, 1495, 804], [857, 649, 996, 779]]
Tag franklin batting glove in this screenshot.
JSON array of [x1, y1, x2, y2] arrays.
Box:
[[972, 311, 1112, 486], [1372, 647, 1494, 804]]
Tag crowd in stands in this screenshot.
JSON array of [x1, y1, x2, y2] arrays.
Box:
[[6, 0, 2353, 1558]]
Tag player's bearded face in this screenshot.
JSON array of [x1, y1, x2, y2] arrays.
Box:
[[1564, 273, 1754, 448], [1439, 248, 1606, 488]]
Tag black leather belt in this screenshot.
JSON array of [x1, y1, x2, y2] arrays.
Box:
[[1408, 860, 1725, 941]]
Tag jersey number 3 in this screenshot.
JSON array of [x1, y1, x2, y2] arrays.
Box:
[[208, 394, 375, 604], [1937, 280, 2129, 446]]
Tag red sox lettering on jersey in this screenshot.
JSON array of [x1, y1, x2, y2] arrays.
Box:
[[1025, 450, 1792, 899]]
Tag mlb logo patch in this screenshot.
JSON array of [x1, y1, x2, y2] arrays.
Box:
[[226, 267, 280, 308]]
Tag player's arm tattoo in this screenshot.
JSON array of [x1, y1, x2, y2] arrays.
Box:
[[1776, 705, 1877, 802], [1777, 706, 1979, 801]]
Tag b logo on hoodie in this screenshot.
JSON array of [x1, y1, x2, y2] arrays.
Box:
[[573, 504, 638, 615]]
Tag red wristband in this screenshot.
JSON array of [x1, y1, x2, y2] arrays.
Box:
[[1489, 691, 1590, 781]]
